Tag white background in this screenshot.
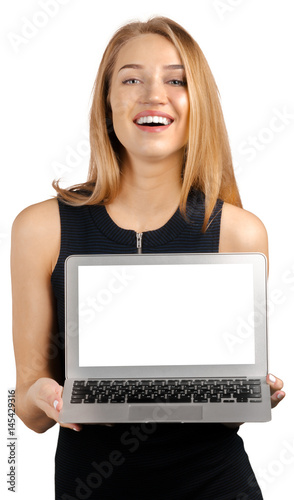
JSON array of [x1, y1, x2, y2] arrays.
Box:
[[1, 0, 293, 498]]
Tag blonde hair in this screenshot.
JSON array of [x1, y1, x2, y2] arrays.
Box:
[[53, 16, 242, 231]]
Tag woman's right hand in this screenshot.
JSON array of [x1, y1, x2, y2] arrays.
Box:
[[27, 377, 83, 432]]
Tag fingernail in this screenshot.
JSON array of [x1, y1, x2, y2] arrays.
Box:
[[53, 400, 59, 410], [269, 374, 276, 383], [277, 393, 283, 399], [73, 427, 79, 431]]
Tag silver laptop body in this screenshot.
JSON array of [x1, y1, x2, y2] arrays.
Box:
[[59, 253, 271, 424]]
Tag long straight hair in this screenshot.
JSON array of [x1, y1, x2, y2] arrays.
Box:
[[53, 17, 242, 231]]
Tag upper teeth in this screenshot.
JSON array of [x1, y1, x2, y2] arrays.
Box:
[[136, 116, 172, 125]]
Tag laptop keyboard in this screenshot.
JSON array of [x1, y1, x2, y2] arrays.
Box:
[[70, 379, 262, 404]]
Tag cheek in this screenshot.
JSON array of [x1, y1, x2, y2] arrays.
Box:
[[178, 95, 189, 141], [109, 87, 134, 118], [109, 94, 134, 147], [111, 97, 129, 116], [178, 93, 189, 119], [111, 101, 130, 136]]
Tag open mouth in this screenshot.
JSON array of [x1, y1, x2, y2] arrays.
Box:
[[134, 115, 173, 126]]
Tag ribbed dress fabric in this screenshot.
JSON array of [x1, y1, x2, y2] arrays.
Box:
[[51, 189, 263, 499]]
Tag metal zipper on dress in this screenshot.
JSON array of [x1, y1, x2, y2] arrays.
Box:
[[136, 232, 143, 254]]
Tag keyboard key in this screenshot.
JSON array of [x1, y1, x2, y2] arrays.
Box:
[[168, 395, 191, 403], [98, 396, 109, 403], [210, 396, 221, 403], [194, 395, 205, 402], [127, 396, 152, 403]]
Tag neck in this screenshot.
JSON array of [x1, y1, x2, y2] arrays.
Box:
[[107, 153, 183, 232]]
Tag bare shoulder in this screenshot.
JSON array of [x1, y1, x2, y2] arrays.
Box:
[[13, 197, 59, 225], [219, 202, 268, 257], [12, 198, 60, 239], [11, 198, 60, 273]]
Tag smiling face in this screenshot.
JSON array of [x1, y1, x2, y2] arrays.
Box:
[[108, 34, 190, 168]]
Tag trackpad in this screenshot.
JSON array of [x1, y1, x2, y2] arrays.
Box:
[[128, 404, 203, 422]]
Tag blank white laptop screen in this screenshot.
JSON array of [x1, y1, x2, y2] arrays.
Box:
[[78, 264, 255, 367]]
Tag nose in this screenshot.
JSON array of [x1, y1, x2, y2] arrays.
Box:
[[140, 79, 168, 105]]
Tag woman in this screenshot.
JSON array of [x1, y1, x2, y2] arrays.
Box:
[[12, 17, 285, 499]]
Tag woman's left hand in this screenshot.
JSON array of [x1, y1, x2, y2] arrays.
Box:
[[267, 374, 285, 408]]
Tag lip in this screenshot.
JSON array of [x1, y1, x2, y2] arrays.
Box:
[[134, 123, 172, 133], [133, 110, 174, 133], [133, 110, 174, 122]]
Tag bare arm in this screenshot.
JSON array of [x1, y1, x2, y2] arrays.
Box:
[[11, 199, 81, 433]]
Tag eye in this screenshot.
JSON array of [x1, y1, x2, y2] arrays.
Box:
[[168, 79, 187, 87], [122, 79, 141, 85]]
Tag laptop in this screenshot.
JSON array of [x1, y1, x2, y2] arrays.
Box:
[[59, 252, 271, 424]]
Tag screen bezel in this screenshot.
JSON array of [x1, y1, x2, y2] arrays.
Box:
[[65, 253, 268, 379]]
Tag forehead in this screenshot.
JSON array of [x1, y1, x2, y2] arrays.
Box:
[[113, 33, 183, 70]]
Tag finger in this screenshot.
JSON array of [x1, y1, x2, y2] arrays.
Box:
[[266, 374, 284, 394], [51, 394, 83, 432], [43, 382, 63, 412], [36, 381, 82, 432], [271, 390, 286, 409], [34, 379, 61, 414]]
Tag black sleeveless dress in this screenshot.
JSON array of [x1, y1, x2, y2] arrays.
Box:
[[51, 189, 263, 500]]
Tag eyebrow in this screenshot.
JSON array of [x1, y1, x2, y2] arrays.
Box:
[[118, 64, 185, 72]]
